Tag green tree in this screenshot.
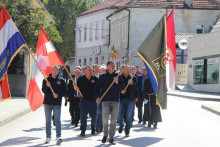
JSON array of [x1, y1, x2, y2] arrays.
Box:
[[1, 0, 62, 51], [42, 0, 94, 60]]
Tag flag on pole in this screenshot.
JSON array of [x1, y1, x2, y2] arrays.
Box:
[[136, 16, 167, 109], [0, 4, 26, 102], [27, 55, 47, 111], [0, 73, 11, 101], [166, 10, 176, 91], [36, 27, 64, 67], [27, 28, 64, 110]]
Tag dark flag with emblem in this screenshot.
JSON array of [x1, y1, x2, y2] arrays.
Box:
[[137, 16, 167, 109]]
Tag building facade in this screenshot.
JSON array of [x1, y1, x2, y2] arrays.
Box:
[[75, 9, 114, 66], [187, 21, 220, 93], [107, 5, 219, 82]]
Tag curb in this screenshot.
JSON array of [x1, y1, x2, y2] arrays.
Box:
[[201, 105, 220, 116], [0, 108, 32, 127], [167, 93, 220, 102]]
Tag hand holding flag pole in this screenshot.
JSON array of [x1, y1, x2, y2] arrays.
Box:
[[99, 52, 137, 101], [25, 44, 55, 95], [123, 60, 142, 92], [63, 64, 83, 97]]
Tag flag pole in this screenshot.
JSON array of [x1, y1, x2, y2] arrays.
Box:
[[100, 51, 137, 101], [25, 44, 55, 95], [63, 65, 83, 97], [123, 60, 142, 92]]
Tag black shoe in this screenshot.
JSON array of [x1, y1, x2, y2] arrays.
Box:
[[138, 120, 142, 124], [102, 136, 107, 143], [118, 127, 123, 133], [125, 132, 130, 137], [109, 139, 116, 145], [74, 124, 78, 128], [153, 123, 157, 129], [148, 123, 151, 128], [143, 121, 146, 125], [80, 130, 85, 137], [91, 128, 95, 135]]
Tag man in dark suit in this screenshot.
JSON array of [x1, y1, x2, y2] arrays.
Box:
[[67, 69, 81, 128]]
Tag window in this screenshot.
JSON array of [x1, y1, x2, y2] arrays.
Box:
[[120, 24, 122, 40], [78, 59, 81, 66], [95, 22, 99, 40], [193, 59, 205, 84], [197, 29, 203, 34], [101, 20, 105, 38], [123, 23, 126, 39], [89, 23, 93, 41], [116, 61, 120, 70], [84, 25, 87, 41], [196, 25, 204, 34], [78, 30, 81, 42], [176, 47, 188, 64], [89, 58, 92, 65], [84, 58, 87, 66], [101, 56, 104, 64], [95, 57, 98, 64], [207, 58, 219, 84], [193, 57, 219, 84]]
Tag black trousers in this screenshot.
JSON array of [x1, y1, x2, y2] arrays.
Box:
[[136, 97, 148, 122], [69, 99, 80, 125]]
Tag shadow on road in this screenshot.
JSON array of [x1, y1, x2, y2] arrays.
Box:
[[23, 127, 45, 132], [117, 136, 163, 147], [132, 124, 156, 132], [0, 136, 41, 146], [94, 135, 163, 147]]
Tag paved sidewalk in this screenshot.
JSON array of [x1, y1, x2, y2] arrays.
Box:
[[167, 90, 220, 101], [168, 90, 220, 116], [0, 97, 32, 127]]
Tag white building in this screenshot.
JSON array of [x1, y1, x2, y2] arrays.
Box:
[[75, 0, 133, 67], [187, 18, 220, 93], [106, 0, 220, 82]]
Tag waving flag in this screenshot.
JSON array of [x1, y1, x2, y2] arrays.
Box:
[[137, 16, 167, 109], [27, 55, 47, 111], [27, 28, 63, 110], [0, 4, 26, 102], [36, 28, 64, 67], [166, 10, 176, 91]]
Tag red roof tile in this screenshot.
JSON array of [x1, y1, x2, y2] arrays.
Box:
[[135, 0, 220, 9], [79, 0, 134, 16], [79, 0, 219, 16]]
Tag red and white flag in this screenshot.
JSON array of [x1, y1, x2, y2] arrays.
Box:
[[166, 10, 176, 91], [27, 28, 64, 111], [0, 73, 11, 101]]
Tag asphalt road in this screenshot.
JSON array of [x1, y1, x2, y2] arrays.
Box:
[[0, 95, 219, 147]]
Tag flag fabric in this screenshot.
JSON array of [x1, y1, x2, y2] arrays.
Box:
[[0, 5, 26, 80], [0, 4, 26, 102], [137, 16, 167, 109], [36, 28, 64, 69], [27, 28, 64, 111], [27, 55, 47, 111], [166, 10, 176, 91], [0, 73, 11, 101]]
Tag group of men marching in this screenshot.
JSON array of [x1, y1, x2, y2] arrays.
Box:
[[42, 61, 162, 145]]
